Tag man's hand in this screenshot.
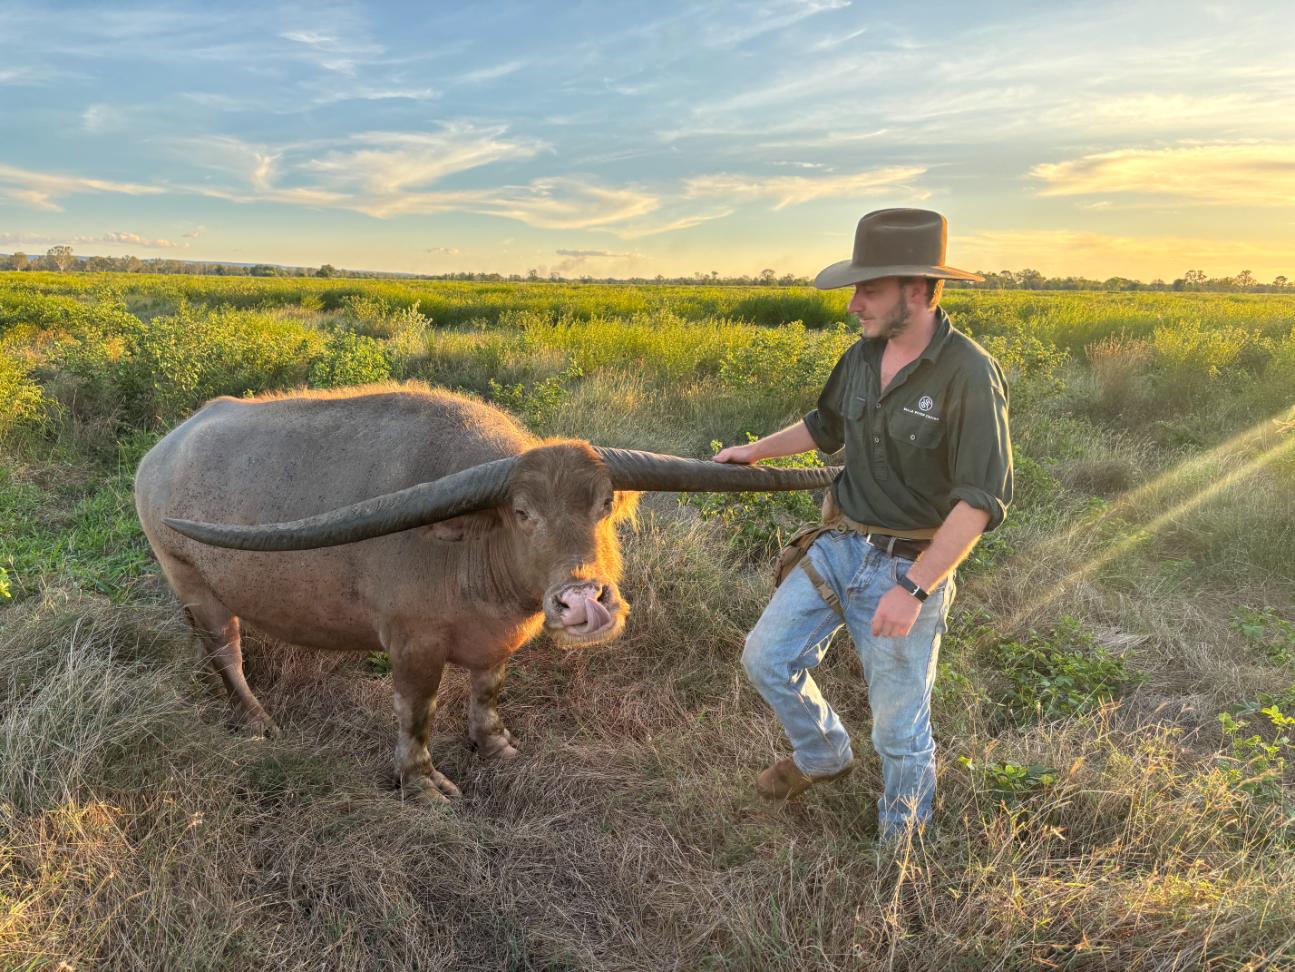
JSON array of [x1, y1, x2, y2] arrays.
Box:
[[871, 585, 923, 638], [712, 443, 761, 464]]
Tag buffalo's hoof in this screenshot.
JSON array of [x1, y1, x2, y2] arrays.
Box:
[[471, 729, 520, 760], [400, 769, 463, 803]]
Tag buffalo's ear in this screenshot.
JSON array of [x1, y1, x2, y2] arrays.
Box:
[[611, 489, 641, 526], [423, 508, 504, 542]]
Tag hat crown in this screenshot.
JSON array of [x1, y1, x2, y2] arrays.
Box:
[[853, 208, 948, 270]]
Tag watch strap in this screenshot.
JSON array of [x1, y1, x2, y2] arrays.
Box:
[[896, 573, 930, 603]]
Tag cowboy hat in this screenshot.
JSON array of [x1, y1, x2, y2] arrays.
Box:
[[814, 208, 984, 290]]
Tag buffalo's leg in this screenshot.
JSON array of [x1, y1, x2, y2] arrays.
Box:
[[468, 662, 519, 759], [389, 645, 461, 801], [164, 555, 278, 736]]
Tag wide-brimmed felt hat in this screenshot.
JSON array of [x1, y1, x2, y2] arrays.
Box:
[[814, 208, 984, 290]]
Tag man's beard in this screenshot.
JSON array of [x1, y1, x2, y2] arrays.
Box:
[[859, 292, 911, 340]]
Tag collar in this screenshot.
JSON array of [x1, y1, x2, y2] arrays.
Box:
[[919, 308, 953, 364]]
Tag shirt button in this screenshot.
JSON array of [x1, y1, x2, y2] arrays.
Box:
[[910, 434, 916, 440], [873, 436, 880, 443]]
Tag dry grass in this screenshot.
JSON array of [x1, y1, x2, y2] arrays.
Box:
[[3, 500, 1293, 969]]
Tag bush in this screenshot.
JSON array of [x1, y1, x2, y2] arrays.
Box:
[[0, 352, 45, 437], [1232, 606, 1295, 668], [307, 331, 393, 388], [983, 616, 1142, 725], [680, 437, 826, 559], [53, 303, 323, 427], [718, 320, 853, 392]]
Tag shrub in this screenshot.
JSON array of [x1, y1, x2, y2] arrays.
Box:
[[1216, 703, 1294, 809], [306, 331, 392, 388], [982, 616, 1142, 725], [957, 755, 1058, 810], [0, 352, 45, 437], [53, 303, 323, 427], [680, 437, 826, 559], [718, 320, 853, 392], [487, 364, 584, 430], [1231, 606, 1295, 668]]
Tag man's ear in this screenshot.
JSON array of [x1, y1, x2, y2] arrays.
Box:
[[423, 508, 504, 542]]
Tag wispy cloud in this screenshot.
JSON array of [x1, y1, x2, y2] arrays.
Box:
[[166, 129, 658, 230], [1032, 142, 1295, 205], [613, 209, 736, 240], [426, 246, 460, 255], [458, 60, 527, 84], [0, 163, 164, 211], [0, 229, 183, 249], [686, 165, 928, 209], [555, 248, 637, 258]]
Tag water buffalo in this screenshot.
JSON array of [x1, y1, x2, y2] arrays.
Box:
[[135, 383, 837, 801]]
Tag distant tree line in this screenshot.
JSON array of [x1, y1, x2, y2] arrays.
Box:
[[0, 247, 1289, 293]]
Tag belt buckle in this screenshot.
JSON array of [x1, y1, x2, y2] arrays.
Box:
[[864, 532, 899, 556]]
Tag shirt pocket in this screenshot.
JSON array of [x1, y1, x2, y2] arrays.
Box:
[[843, 394, 867, 422], [889, 413, 945, 450]]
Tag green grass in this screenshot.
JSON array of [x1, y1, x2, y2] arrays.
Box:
[[1, 275, 1293, 969]]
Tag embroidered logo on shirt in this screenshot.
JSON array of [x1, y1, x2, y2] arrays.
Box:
[[918, 395, 934, 411]]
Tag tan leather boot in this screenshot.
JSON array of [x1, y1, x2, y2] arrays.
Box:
[[755, 757, 854, 800]]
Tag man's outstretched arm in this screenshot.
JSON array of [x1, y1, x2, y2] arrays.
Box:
[[712, 419, 818, 464]]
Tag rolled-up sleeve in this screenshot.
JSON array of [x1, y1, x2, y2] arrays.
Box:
[[948, 359, 1013, 532], [803, 350, 851, 455]]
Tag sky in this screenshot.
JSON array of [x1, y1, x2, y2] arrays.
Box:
[[1, 0, 1293, 281]]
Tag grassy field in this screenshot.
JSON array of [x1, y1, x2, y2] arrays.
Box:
[[2, 272, 1294, 970]]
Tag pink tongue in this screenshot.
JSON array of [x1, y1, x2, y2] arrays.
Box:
[[576, 595, 611, 633]]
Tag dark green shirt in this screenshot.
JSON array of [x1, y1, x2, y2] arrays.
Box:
[[803, 308, 1013, 533]]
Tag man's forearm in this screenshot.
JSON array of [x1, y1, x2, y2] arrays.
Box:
[[905, 501, 991, 592], [748, 420, 819, 461]]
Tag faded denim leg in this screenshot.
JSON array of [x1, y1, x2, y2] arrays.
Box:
[[741, 536, 855, 777], [842, 547, 955, 839]]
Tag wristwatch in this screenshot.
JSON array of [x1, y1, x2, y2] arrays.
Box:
[[896, 574, 930, 603]]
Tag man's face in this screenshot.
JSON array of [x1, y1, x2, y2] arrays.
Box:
[[847, 277, 917, 340]]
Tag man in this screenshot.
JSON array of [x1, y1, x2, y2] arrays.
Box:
[[713, 208, 1012, 840]]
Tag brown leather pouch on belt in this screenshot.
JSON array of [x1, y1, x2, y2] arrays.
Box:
[[773, 523, 829, 588], [773, 489, 841, 588]]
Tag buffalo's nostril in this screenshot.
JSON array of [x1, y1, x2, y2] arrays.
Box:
[[597, 586, 611, 605]]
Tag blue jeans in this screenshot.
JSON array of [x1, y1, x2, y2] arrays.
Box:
[[742, 530, 955, 837]]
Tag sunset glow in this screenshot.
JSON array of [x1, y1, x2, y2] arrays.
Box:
[[2, 1, 1292, 279]]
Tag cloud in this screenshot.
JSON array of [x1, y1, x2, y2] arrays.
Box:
[[304, 126, 545, 200], [426, 246, 460, 255], [458, 60, 527, 84], [79, 231, 183, 248], [613, 209, 736, 240], [171, 128, 659, 231], [0, 163, 164, 211], [1032, 142, 1295, 205], [0, 230, 183, 249], [685, 165, 928, 209], [555, 248, 636, 258], [182, 225, 207, 239], [81, 103, 125, 133]]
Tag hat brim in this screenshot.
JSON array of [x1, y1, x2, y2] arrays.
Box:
[[813, 260, 984, 290]]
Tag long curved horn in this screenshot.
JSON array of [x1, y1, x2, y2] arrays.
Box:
[[164, 456, 518, 551], [594, 447, 840, 492]]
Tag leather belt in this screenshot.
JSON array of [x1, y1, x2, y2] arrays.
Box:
[[860, 532, 931, 560]]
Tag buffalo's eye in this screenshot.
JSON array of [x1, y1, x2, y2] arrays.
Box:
[[602, 497, 613, 515], [514, 508, 530, 521]]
